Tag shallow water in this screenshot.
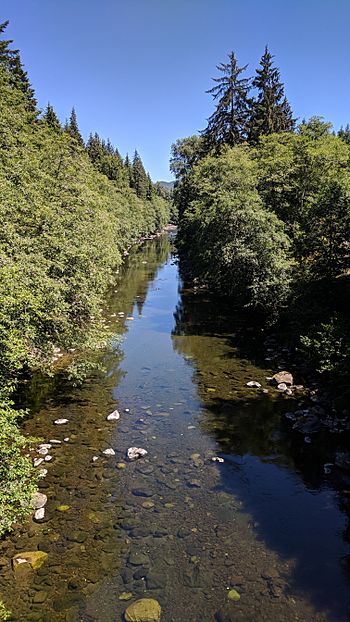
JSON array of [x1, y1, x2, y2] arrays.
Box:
[[1, 233, 350, 621]]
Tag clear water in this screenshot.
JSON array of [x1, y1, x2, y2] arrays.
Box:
[[1, 233, 349, 622]]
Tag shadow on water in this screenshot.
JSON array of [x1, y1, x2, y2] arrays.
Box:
[[172, 281, 350, 621]]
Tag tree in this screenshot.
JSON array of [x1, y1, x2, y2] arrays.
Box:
[[202, 52, 251, 149], [43, 103, 61, 132], [131, 150, 148, 199], [338, 123, 350, 145], [66, 107, 84, 146], [0, 20, 36, 112], [249, 46, 295, 143]]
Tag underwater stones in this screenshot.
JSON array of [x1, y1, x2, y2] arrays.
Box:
[[34, 508, 45, 522], [211, 457, 224, 463], [127, 447, 148, 461], [188, 479, 201, 488], [142, 501, 155, 509], [119, 592, 133, 601], [31, 492, 47, 510], [227, 589, 240, 601], [54, 418, 69, 425], [12, 551, 48, 573], [124, 598, 161, 622], [132, 487, 154, 498], [271, 371, 293, 387], [246, 381, 261, 388], [127, 551, 150, 566], [117, 462, 127, 470], [57, 505, 70, 512], [102, 448, 115, 456], [107, 409, 120, 421]]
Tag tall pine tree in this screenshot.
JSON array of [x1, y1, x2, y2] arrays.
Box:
[[131, 150, 148, 199], [249, 46, 295, 143], [43, 102, 61, 132], [66, 107, 84, 146], [0, 20, 36, 111], [202, 52, 251, 149]]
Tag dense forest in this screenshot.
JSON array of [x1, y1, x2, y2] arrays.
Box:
[[172, 48, 350, 408], [0, 21, 172, 536]]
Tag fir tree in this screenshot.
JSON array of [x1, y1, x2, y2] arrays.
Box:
[[146, 173, 154, 200], [0, 20, 36, 111], [202, 52, 251, 149], [66, 107, 84, 146], [338, 124, 350, 145], [131, 150, 148, 199], [249, 46, 295, 143], [43, 103, 61, 132]]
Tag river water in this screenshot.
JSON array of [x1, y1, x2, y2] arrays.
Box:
[[1, 233, 350, 621]]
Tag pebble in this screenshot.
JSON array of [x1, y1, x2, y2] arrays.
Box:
[[54, 419, 69, 425], [103, 448, 115, 456], [50, 439, 62, 444], [32, 493, 48, 509], [44, 455, 53, 462], [34, 508, 45, 522], [246, 381, 261, 388], [127, 447, 148, 461], [107, 410, 120, 421], [211, 457, 224, 463], [33, 457, 44, 468]]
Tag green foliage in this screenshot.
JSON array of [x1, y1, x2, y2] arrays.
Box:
[[0, 601, 11, 621], [299, 316, 350, 374], [177, 146, 292, 313]]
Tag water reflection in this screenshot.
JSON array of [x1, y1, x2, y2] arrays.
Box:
[[172, 280, 350, 621]]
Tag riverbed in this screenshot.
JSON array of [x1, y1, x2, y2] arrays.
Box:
[[0, 233, 349, 621]]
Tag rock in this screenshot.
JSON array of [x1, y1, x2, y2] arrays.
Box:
[[128, 551, 150, 566], [246, 381, 261, 388], [92, 456, 99, 462], [50, 439, 62, 444], [12, 551, 48, 572], [33, 457, 44, 468], [117, 462, 127, 470], [211, 457, 224, 463], [54, 418, 69, 425], [277, 383, 288, 392], [271, 371, 293, 387], [107, 409, 120, 421], [182, 564, 202, 587], [37, 447, 49, 456], [103, 448, 115, 456], [188, 479, 201, 488], [31, 492, 47, 510], [142, 501, 155, 509], [38, 469, 48, 478], [124, 598, 161, 622], [57, 505, 70, 512], [34, 508, 45, 522], [127, 447, 148, 461], [44, 455, 53, 462], [293, 415, 321, 434], [119, 592, 133, 601], [227, 589, 240, 601]]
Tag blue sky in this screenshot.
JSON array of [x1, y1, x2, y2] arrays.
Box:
[[2, 0, 350, 180]]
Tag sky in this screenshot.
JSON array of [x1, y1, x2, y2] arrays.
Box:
[[1, 0, 350, 181]]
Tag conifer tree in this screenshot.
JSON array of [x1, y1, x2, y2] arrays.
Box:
[[66, 107, 84, 146], [249, 46, 295, 143], [43, 103, 61, 132], [131, 150, 148, 199], [202, 52, 251, 149], [146, 173, 154, 200], [124, 154, 132, 186], [338, 124, 350, 145], [0, 20, 36, 111]]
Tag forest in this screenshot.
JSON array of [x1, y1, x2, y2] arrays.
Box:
[[0, 21, 171, 536], [172, 47, 350, 397]]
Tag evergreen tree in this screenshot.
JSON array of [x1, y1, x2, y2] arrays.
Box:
[[66, 107, 84, 146], [43, 103, 61, 132], [338, 124, 350, 145], [146, 172, 154, 200], [249, 46, 295, 143], [131, 150, 148, 199], [0, 20, 36, 111], [202, 52, 251, 149]]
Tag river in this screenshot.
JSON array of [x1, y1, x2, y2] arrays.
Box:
[[0, 232, 349, 621]]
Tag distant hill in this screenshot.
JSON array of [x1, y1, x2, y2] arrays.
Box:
[[157, 181, 175, 191]]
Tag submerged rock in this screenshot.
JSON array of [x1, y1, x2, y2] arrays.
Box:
[[127, 447, 148, 461], [124, 598, 161, 622], [271, 371, 293, 386], [12, 551, 48, 572], [107, 409, 120, 421], [103, 448, 115, 456], [54, 418, 69, 425]]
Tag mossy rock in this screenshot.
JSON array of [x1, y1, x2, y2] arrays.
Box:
[[124, 598, 161, 622], [12, 551, 48, 573]]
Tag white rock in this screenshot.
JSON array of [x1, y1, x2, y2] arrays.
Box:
[[49, 439, 62, 444], [38, 469, 48, 478], [92, 456, 99, 462], [127, 447, 148, 461], [64, 437, 69, 442], [246, 381, 261, 388], [103, 448, 115, 456], [44, 455, 53, 462], [211, 456, 224, 463], [37, 447, 49, 456], [33, 457, 44, 468], [39, 443, 52, 450], [54, 418, 69, 425], [31, 492, 47, 509], [107, 410, 120, 421], [34, 508, 45, 521], [124, 408, 130, 413]]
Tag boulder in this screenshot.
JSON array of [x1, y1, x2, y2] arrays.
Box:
[[127, 447, 148, 461], [124, 598, 161, 622], [12, 551, 48, 573], [271, 371, 293, 386]]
